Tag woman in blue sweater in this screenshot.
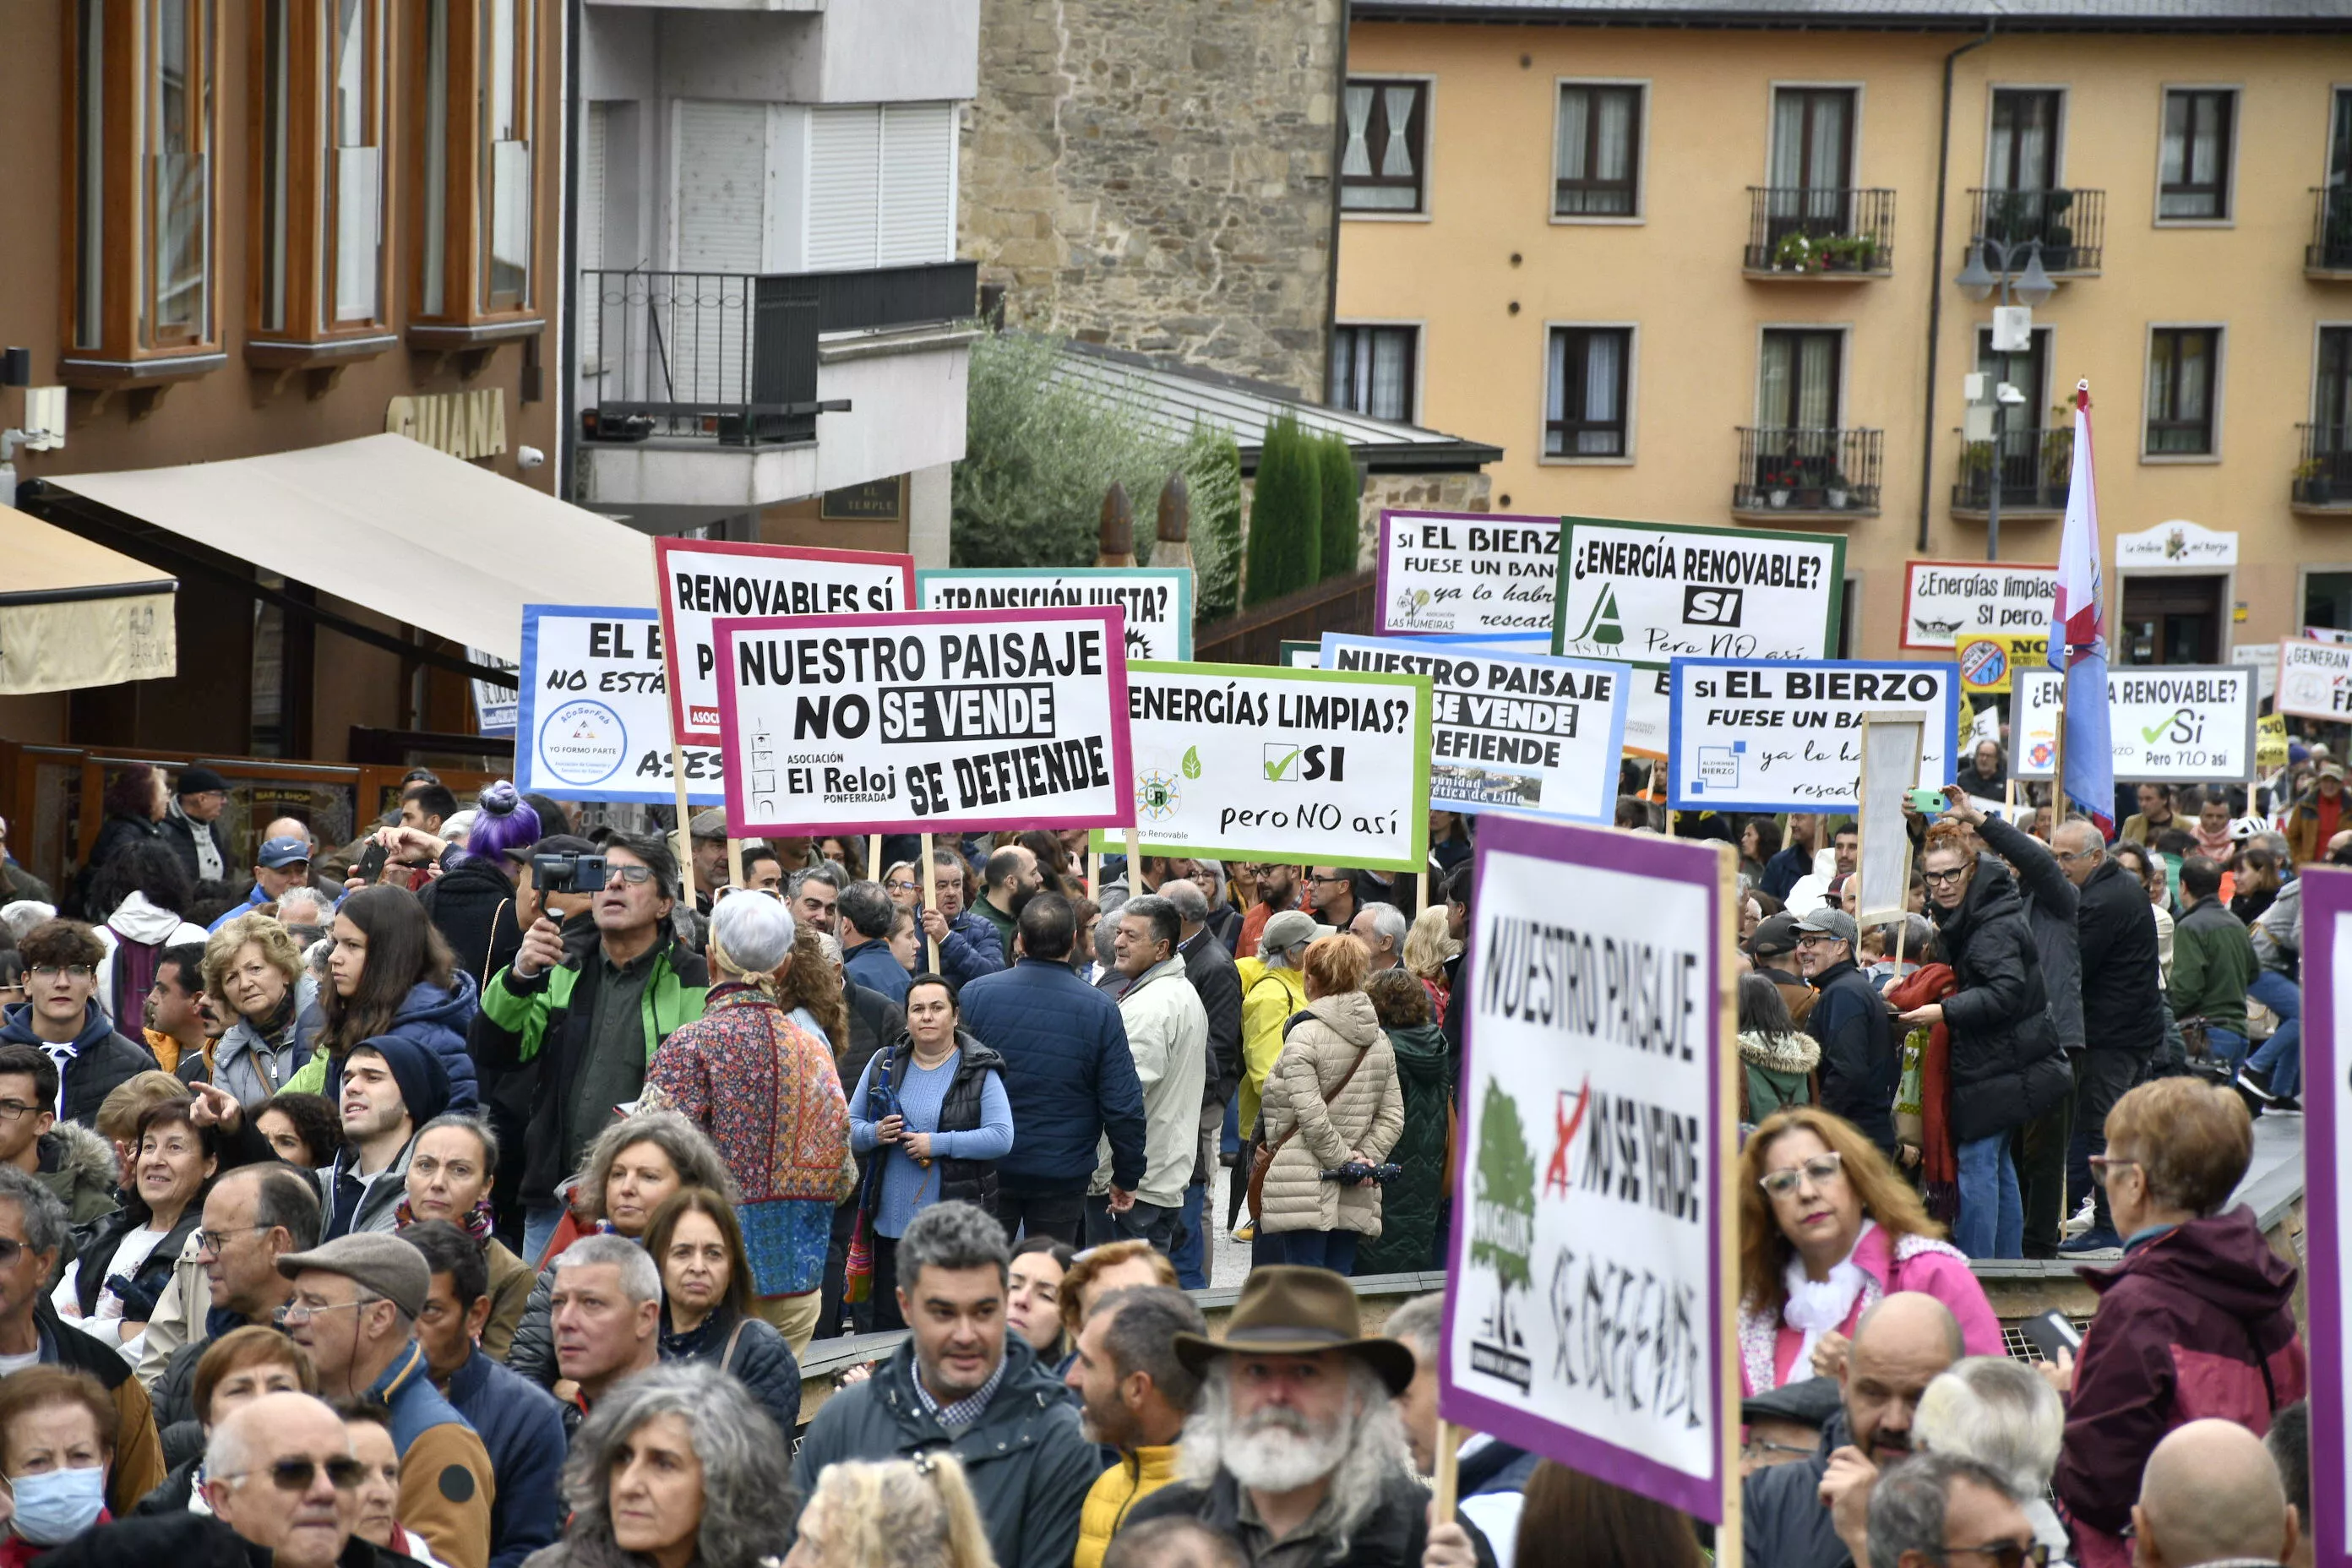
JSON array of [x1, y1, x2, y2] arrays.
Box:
[[848, 972, 1013, 1329]]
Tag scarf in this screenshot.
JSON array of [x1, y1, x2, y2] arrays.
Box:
[[1888, 961, 1960, 1220], [395, 1194, 495, 1245], [1781, 1218, 1878, 1377], [169, 798, 224, 880]]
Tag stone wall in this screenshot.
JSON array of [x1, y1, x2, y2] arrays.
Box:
[[961, 0, 1343, 400]]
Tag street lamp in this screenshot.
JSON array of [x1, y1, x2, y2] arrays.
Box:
[[1954, 237, 2057, 560]]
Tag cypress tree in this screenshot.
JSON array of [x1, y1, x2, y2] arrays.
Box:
[[1184, 424, 1246, 623], [1317, 433, 1361, 580], [1244, 414, 1322, 606]]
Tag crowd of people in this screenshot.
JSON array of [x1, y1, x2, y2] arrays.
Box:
[[0, 752, 2318, 1568]]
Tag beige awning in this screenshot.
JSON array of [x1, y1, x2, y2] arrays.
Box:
[[43, 433, 657, 663], [0, 504, 179, 694]]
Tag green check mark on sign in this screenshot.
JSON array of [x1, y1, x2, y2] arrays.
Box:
[[1263, 744, 1302, 781], [2141, 717, 2170, 743]]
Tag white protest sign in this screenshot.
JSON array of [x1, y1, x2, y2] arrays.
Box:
[[517, 606, 722, 805], [468, 647, 520, 738], [1321, 634, 1625, 823], [1090, 661, 1431, 872], [1377, 510, 1560, 635], [2279, 638, 2352, 723], [656, 539, 914, 746], [1441, 818, 1734, 1523], [2010, 665, 2257, 782], [712, 607, 1132, 836], [2232, 642, 2280, 704], [917, 567, 1193, 661], [1554, 517, 1845, 664], [1901, 559, 2059, 650], [1856, 716, 1923, 925], [1624, 663, 1671, 760], [1665, 658, 1957, 812]]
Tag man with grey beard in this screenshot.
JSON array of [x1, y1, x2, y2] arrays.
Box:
[[1118, 1267, 1493, 1568]]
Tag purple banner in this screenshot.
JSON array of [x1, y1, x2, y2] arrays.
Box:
[[2300, 865, 2352, 1568]]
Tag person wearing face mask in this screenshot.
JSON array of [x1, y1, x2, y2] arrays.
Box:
[[643, 1188, 800, 1440], [0, 1368, 118, 1560], [396, 1116, 528, 1361]]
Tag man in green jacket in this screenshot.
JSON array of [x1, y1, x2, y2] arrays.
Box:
[[2169, 854, 2261, 1068], [470, 830, 705, 1264]]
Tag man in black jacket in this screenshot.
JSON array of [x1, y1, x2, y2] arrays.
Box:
[[1162, 879, 1239, 1291], [2048, 819, 2164, 1253], [0, 920, 159, 1128], [1794, 910, 1898, 1156]]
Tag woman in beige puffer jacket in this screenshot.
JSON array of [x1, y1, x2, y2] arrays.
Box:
[[1254, 933, 1405, 1273]]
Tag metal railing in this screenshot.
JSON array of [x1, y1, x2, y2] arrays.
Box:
[[579, 261, 977, 445], [1968, 188, 2104, 274], [1744, 188, 1896, 274], [2295, 423, 2352, 507], [1952, 426, 2072, 514], [2311, 188, 2352, 272], [1734, 427, 1883, 514]]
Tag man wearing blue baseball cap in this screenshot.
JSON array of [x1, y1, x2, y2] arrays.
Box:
[[209, 835, 325, 933]]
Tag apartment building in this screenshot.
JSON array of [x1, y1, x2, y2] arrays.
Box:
[[1334, 0, 2352, 662]]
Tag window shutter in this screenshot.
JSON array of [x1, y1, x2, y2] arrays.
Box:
[[808, 106, 882, 270], [672, 100, 767, 403], [578, 102, 608, 368], [878, 103, 954, 266]]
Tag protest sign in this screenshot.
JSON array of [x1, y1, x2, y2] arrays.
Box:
[[1664, 658, 1957, 812], [1443, 817, 1735, 1524], [1378, 510, 1560, 636], [468, 646, 520, 738], [2295, 865, 2352, 1568], [1856, 716, 1922, 926], [2010, 665, 2256, 782], [1955, 632, 2048, 698], [1554, 517, 1843, 665], [2278, 637, 2352, 722], [2259, 713, 2289, 770], [1900, 559, 2060, 649], [1089, 661, 1431, 872], [1321, 634, 1625, 823], [2232, 642, 2280, 704], [917, 567, 1193, 661], [656, 539, 914, 745], [1278, 641, 1322, 668], [712, 607, 1132, 836], [517, 606, 721, 806]]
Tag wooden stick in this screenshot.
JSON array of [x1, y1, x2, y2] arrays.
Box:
[[726, 837, 745, 895], [1125, 827, 1141, 898], [868, 834, 881, 887], [669, 744, 694, 892], [1432, 1418, 1461, 1518], [921, 835, 940, 971]]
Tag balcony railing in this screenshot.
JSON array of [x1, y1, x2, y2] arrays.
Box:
[[1967, 188, 2104, 274], [1952, 425, 2072, 514], [580, 261, 977, 445], [1744, 188, 1896, 275], [2295, 424, 2352, 509], [2311, 188, 2352, 274], [1734, 427, 1883, 514]]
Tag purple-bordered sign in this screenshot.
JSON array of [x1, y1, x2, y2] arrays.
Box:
[[1375, 509, 1561, 638], [1441, 813, 1738, 1523], [2300, 864, 2352, 1568], [712, 606, 1135, 838]]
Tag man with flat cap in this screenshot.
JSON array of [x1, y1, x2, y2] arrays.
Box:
[[1119, 1266, 1494, 1568]]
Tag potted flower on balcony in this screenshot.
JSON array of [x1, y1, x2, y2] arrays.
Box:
[[2297, 456, 2333, 506], [1825, 471, 1854, 509], [1771, 232, 1824, 273]]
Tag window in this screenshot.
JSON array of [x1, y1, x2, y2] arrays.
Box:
[[329, 0, 386, 323], [1759, 329, 1843, 431], [410, 0, 544, 344], [249, 0, 388, 359], [1545, 327, 1631, 458], [2145, 327, 2219, 455], [63, 0, 224, 383], [2317, 327, 2352, 444], [1341, 79, 1427, 214], [1988, 90, 2060, 192], [2159, 90, 2234, 220], [482, 0, 532, 308], [804, 103, 959, 271], [1329, 325, 1418, 423], [1554, 84, 1641, 217], [1769, 89, 1853, 193], [2332, 89, 2352, 185]]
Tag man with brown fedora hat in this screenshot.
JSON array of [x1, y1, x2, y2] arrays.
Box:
[[1119, 1266, 1491, 1568]]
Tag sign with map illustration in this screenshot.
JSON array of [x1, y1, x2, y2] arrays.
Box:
[[1443, 816, 1738, 1525]]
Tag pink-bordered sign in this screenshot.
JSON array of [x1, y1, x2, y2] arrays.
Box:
[[1375, 509, 1562, 638], [2300, 863, 2352, 1568], [712, 605, 1135, 838], [654, 537, 915, 747], [1441, 813, 1740, 1527]]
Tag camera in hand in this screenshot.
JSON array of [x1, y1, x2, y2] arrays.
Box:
[[357, 840, 389, 883], [1320, 1161, 1402, 1184], [532, 852, 607, 896]]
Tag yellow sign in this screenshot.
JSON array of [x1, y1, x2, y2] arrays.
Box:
[[2258, 713, 2289, 770], [1956, 632, 2050, 697]]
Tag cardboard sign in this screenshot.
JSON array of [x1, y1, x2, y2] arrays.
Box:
[[1856, 716, 1923, 926], [468, 647, 520, 738], [1442, 818, 1735, 1523], [1321, 634, 1627, 823], [2259, 713, 2290, 771], [2294, 865, 2352, 1568], [517, 607, 722, 806], [1377, 510, 1561, 636], [1956, 632, 2049, 697], [917, 568, 1194, 662], [712, 607, 1132, 836], [1901, 559, 2060, 650], [2010, 665, 2257, 783], [2278, 638, 2352, 723], [656, 539, 914, 745], [1089, 661, 1432, 872], [1554, 517, 1844, 665], [1665, 659, 1957, 812]]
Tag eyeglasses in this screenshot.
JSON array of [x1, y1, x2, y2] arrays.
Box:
[[1759, 1151, 1844, 1199], [2088, 1156, 2138, 1189], [274, 1298, 368, 1328], [0, 1101, 41, 1123], [1940, 1542, 2050, 1568], [887, 878, 922, 893], [1794, 934, 1841, 950], [2052, 848, 2097, 863], [1740, 1438, 1817, 1463], [214, 1456, 370, 1494], [195, 1224, 271, 1255], [1921, 868, 1969, 887], [1313, 874, 1350, 885], [0, 1238, 32, 1266], [604, 864, 656, 886], [26, 965, 95, 981]]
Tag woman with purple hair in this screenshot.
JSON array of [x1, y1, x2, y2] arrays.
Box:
[[416, 781, 542, 987]]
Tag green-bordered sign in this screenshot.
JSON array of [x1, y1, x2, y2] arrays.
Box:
[[1090, 661, 1432, 872], [1553, 517, 1846, 666]]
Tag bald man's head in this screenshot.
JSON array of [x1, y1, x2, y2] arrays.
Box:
[[2133, 1419, 2296, 1568], [2054, 821, 2106, 886], [1843, 1293, 1964, 1463]]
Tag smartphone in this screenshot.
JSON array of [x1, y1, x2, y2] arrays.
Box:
[[357, 840, 389, 883], [1907, 787, 1950, 814], [2019, 1309, 2082, 1363]]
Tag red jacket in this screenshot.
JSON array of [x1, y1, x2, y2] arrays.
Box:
[[2056, 1209, 2306, 1568]]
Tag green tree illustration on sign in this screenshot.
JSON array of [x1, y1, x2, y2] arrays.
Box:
[[1472, 1076, 1536, 1299]]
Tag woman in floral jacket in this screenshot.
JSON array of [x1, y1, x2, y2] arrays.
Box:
[[648, 891, 855, 1354]]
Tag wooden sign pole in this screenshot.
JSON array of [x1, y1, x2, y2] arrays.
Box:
[[920, 835, 940, 971], [669, 746, 694, 891], [868, 834, 882, 887]]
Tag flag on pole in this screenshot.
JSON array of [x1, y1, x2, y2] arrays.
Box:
[[2048, 381, 2114, 833]]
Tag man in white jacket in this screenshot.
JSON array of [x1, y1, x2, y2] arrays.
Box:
[[1093, 895, 1208, 1257]]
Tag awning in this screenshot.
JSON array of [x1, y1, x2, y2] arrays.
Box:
[[0, 504, 179, 694], [42, 433, 657, 666]]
